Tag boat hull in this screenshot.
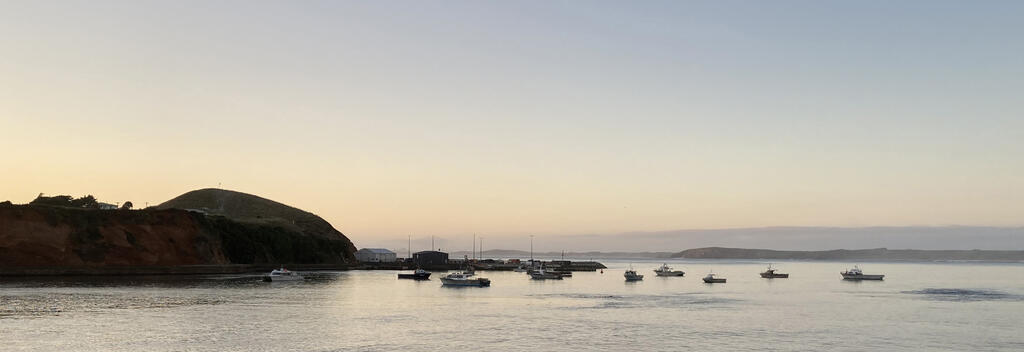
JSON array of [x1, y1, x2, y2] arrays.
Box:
[[842, 274, 884, 280], [703, 278, 726, 283], [440, 278, 491, 287], [398, 273, 431, 280], [654, 271, 685, 277], [760, 273, 789, 278], [263, 275, 304, 282]]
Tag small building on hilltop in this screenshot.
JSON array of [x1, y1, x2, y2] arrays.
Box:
[[355, 248, 397, 263], [413, 250, 448, 267]]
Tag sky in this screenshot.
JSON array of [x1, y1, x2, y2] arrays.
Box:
[[1, 1, 1022, 250]]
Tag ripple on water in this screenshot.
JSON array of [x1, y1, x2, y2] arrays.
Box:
[[0, 292, 226, 318], [902, 288, 1024, 302], [529, 292, 742, 310]]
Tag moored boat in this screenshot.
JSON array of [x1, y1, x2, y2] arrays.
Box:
[[440, 271, 491, 287], [702, 272, 726, 283], [529, 268, 563, 280], [398, 268, 431, 280], [653, 263, 685, 277], [263, 267, 304, 282], [624, 268, 644, 281], [759, 264, 789, 278], [841, 266, 884, 280]]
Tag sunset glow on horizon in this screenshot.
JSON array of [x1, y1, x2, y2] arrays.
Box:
[[2, 1, 1022, 248]]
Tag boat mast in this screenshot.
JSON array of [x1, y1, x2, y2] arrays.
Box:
[[530, 235, 534, 264], [473, 233, 476, 260], [408, 235, 411, 259]]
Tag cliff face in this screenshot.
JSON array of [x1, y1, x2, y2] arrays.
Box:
[[0, 189, 357, 268], [0, 205, 228, 267]]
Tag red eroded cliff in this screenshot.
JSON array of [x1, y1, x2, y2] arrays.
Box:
[[0, 205, 228, 267]]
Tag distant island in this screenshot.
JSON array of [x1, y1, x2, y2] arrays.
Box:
[[0, 188, 356, 275], [450, 249, 675, 259], [447, 247, 1024, 262], [672, 247, 1024, 262]]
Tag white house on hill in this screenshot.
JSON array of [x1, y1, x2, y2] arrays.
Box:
[[355, 248, 397, 263]]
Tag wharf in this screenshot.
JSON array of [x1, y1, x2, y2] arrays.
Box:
[[470, 260, 606, 271]]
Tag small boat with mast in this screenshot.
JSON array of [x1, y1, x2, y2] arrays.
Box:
[[759, 264, 789, 278], [841, 265, 884, 280], [653, 263, 685, 277], [624, 266, 644, 281]]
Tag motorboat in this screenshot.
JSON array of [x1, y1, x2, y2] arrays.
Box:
[[653, 263, 685, 277], [440, 271, 491, 287], [398, 268, 431, 280], [702, 272, 726, 283], [624, 268, 644, 281], [759, 264, 789, 278], [529, 268, 563, 280], [512, 264, 530, 273], [841, 265, 884, 280], [263, 267, 303, 282]]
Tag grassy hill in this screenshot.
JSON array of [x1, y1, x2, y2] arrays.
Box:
[[157, 188, 356, 262]]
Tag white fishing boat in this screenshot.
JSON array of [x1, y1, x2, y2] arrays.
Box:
[[440, 271, 491, 287], [841, 266, 884, 280], [263, 267, 304, 282], [529, 267, 563, 280], [653, 263, 685, 277]]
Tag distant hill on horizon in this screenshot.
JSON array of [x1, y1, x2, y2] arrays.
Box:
[[439, 247, 1024, 262], [673, 247, 1024, 262]]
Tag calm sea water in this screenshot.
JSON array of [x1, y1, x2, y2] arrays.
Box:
[[2, 259, 1024, 351]]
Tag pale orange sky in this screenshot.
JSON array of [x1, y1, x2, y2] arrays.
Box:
[[2, 2, 1022, 248]]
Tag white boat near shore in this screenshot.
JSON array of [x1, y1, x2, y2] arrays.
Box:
[[263, 267, 303, 282], [529, 268, 563, 280], [440, 271, 491, 287]]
